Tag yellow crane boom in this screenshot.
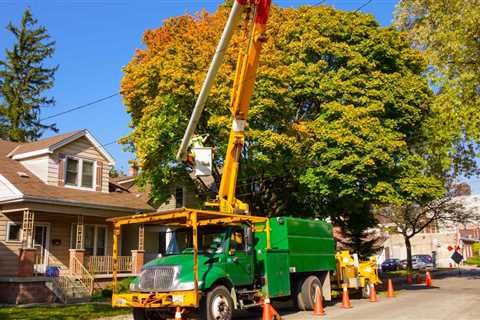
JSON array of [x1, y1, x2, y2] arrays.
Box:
[[177, 0, 272, 214]]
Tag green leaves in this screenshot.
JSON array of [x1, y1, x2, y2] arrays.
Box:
[[396, 0, 480, 177]]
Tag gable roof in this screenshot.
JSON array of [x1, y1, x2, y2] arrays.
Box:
[[8, 129, 115, 165], [0, 138, 152, 213]]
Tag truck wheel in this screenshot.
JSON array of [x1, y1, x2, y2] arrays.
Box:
[[202, 285, 233, 320], [296, 275, 321, 311], [361, 282, 371, 299], [133, 309, 147, 320]]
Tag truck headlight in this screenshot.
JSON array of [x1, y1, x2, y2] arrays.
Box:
[[115, 298, 128, 306], [173, 281, 202, 291]]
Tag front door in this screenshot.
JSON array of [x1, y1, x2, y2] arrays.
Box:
[[33, 224, 50, 273], [226, 227, 254, 286]]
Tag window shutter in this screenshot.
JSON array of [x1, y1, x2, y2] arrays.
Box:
[[58, 154, 65, 186], [96, 162, 104, 192]]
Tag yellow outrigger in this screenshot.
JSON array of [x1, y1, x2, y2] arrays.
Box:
[[107, 208, 270, 309]]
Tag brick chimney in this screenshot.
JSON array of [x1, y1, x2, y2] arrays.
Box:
[[129, 160, 139, 177]]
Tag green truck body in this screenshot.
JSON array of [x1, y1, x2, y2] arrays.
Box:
[[254, 217, 336, 297]]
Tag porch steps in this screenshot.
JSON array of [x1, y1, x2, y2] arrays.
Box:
[[47, 275, 91, 304]]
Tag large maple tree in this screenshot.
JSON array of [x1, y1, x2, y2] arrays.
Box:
[[121, 3, 443, 251]]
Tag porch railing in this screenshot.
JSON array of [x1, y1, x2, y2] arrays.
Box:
[[70, 255, 95, 294], [85, 256, 133, 274]]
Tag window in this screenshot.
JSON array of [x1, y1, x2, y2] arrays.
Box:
[[175, 187, 184, 208], [229, 229, 245, 251], [84, 225, 95, 256], [65, 157, 95, 189], [81, 161, 94, 188], [6, 222, 21, 242], [70, 224, 107, 256], [65, 158, 79, 186], [96, 226, 106, 256]]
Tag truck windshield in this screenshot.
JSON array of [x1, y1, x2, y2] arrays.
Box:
[[166, 227, 226, 255]]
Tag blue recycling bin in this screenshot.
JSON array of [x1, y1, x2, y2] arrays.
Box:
[[46, 265, 60, 277]]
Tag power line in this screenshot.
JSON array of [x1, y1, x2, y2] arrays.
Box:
[[354, 0, 373, 12], [40, 92, 120, 121], [101, 139, 120, 147]]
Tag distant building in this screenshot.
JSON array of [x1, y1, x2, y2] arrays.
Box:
[[379, 195, 480, 267]]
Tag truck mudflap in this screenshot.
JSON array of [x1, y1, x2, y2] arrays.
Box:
[[112, 291, 199, 308]]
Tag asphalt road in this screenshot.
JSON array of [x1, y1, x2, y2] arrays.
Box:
[[104, 269, 480, 320], [236, 269, 480, 320]]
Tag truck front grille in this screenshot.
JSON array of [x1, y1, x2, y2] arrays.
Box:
[[139, 266, 178, 291]]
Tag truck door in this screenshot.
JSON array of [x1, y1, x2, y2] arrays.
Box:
[[226, 227, 254, 286]]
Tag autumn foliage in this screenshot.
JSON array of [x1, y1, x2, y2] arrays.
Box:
[[121, 3, 442, 251]]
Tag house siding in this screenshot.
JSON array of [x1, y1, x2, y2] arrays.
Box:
[[158, 185, 199, 211], [0, 175, 19, 201], [0, 212, 23, 276], [46, 156, 59, 186], [19, 156, 49, 182]]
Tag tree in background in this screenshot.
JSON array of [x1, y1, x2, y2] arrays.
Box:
[[389, 0, 480, 265], [121, 4, 439, 254], [395, 0, 480, 179], [0, 8, 58, 142]]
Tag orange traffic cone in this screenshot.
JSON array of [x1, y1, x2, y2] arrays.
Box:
[[406, 274, 413, 284], [416, 273, 423, 284], [425, 271, 432, 287], [313, 286, 326, 316], [262, 298, 281, 320], [387, 279, 395, 298], [341, 285, 352, 308], [174, 306, 183, 320], [369, 283, 378, 302]]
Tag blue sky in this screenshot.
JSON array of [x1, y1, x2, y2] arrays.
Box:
[[1, 0, 476, 192]]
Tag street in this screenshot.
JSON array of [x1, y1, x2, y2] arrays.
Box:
[[234, 269, 480, 320], [103, 269, 480, 320]]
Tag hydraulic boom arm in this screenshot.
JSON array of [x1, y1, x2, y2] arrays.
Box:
[[177, 0, 272, 214]]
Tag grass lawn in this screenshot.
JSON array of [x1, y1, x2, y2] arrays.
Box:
[[465, 256, 480, 266], [0, 303, 131, 320]]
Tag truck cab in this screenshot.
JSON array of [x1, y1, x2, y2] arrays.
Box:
[[129, 225, 255, 294]]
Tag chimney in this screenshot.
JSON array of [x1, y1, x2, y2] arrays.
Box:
[[129, 160, 139, 177]]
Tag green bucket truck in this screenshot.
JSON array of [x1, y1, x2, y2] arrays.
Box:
[[108, 208, 338, 320]]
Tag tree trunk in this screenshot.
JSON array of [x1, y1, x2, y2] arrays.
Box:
[[405, 235, 413, 271]]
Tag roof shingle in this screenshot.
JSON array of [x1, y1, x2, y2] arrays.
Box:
[[9, 130, 83, 157]]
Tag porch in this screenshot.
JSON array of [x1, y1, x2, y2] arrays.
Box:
[[22, 210, 148, 277], [1, 208, 148, 302]]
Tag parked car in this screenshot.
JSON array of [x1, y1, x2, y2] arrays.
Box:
[[413, 254, 434, 269], [400, 259, 408, 269], [381, 258, 401, 271], [412, 257, 427, 269]]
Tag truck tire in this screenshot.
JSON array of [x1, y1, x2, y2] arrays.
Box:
[[202, 285, 233, 320], [361, 282, 371, 299], [295, 275, 321, 311], [133, 308, 147, 320]]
